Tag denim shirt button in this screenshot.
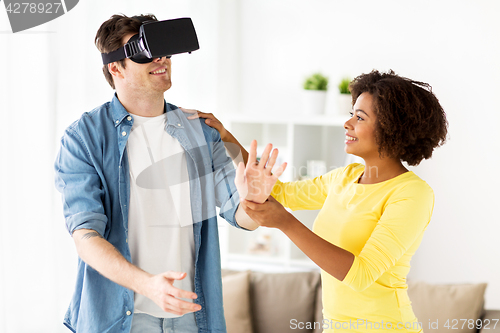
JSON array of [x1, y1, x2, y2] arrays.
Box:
[[127, 116, 132, 121], [126, 311, 131, 316], [122, 131, 127, 136], [115, 120, 119, 124]]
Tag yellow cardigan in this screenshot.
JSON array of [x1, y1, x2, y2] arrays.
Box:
[[271, 163, 434, 332]]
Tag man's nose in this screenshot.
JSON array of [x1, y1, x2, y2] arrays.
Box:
[[153, 56, 171, 64]]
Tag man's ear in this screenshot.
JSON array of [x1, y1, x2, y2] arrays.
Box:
[[108, 62, 125, 80]]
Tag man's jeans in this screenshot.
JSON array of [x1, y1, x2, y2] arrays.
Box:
[[130, 312, 198, 333]]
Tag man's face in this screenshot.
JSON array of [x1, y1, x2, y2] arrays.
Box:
[[114, 33, 172, 94]]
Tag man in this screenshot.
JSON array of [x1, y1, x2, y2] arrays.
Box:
[[54, 14, 264, 333]]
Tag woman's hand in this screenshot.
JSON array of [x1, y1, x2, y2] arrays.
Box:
[[181, 108, 230, 141], [181, 107, 249, 164], [239, 196, 293, 230], [235, 140, 287, 204]]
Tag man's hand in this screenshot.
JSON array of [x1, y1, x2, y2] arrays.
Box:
[[72, 229, 201, 316], [235, 140, 287, 203], [142, 271, 201, 316]]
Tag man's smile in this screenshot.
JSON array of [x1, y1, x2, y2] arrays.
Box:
[[149, 67, 167, 75]]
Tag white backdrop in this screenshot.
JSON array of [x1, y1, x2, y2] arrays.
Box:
[[233, 0, 500, 311], [1, 0, 499, 332]]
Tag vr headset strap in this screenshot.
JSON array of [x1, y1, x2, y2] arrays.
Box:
[[102, 39, 141, 65], [102, 47, 126, 65]]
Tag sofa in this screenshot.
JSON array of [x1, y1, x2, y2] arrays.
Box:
[[221, 270, 499, 333]]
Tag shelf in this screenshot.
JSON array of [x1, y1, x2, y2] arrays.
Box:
[[226, 253, 287, 264], [223, 254, 320, 273], [220, 114, 350, 273]]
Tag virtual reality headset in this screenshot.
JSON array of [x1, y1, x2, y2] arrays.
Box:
[[101, 17, 199, 65]]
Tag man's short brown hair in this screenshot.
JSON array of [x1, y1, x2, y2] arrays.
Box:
[[95, 14, 158, 89]]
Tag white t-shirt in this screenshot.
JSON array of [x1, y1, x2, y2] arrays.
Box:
[[126, 113, 195, 318]]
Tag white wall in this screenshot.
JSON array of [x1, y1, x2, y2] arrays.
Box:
[[229, 0, 500, 309], [1, 1, 499, 331]]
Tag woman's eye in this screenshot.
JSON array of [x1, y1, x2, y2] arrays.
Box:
[[349, 112, 363, 121]]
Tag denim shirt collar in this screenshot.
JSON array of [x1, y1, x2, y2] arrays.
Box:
[[111, 94, 131, 127], [165, 106, 185, 129], [111, 93, 186, 129]]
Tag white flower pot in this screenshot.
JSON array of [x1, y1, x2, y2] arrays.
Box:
[[302, 90, 327, 115], [337, 94, 352, 115]]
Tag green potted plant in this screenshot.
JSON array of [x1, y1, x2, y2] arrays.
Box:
[[302, 73, 329, 115], [337, 77, 352, 115], [304, 73, 329, 91]]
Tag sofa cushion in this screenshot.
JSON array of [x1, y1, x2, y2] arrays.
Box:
[[222, 271, 253, 333], [249, 271, 321, 333], [313, 283, 324, 333], [408, 280, 487, 333], [480, 310, 500, 333]]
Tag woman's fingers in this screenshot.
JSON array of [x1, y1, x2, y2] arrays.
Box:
[[242, 199, 257, 210], [181, 108, 214, 122], [180, 107, 199, 119], [241, 199, 267, 212], [181, 109, 226, 135], [179, 107, 197, 114]]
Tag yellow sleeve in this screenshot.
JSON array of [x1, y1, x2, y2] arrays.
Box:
[[271, 168, 343, 211], [342, 182, 434, 292]]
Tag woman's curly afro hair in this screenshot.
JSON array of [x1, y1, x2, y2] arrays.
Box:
[[349, 70, 448, 166]]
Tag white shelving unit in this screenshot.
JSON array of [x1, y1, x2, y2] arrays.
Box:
[[219, 113, 355, 272]]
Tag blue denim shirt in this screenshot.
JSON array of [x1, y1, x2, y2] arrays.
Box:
[[54, 95, 241, 333]]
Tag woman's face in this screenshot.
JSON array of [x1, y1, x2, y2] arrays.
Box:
[[344, 92, 380, 159]]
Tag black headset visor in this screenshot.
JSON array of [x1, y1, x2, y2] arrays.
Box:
[[101, 18, 199, 65]]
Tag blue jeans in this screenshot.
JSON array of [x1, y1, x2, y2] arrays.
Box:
[[130, 312, 198, 333]]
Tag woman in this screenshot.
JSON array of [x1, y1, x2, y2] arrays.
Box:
[[187, 70, 448, 332]]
